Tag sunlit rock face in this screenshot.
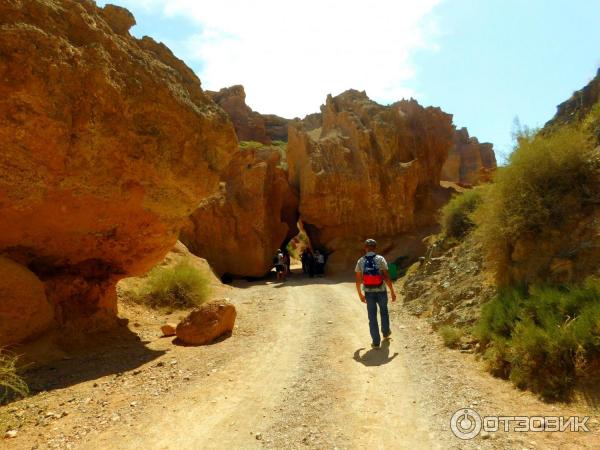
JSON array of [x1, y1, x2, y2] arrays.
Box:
[[287, 90, 455, 272], [181, 146, 299, 278], [0, 0, 237, 339], [441, 127, 497, 186], [208, 85, 291, 144]]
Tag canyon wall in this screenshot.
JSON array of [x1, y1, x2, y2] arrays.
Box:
[[0, 0, 237, 345], [0, 0, 502, 342], [202, 87, 500, 277], [287, 90, 456, 272], [181, 145, 299, 278]]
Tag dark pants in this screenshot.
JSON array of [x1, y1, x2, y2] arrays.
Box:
[[316, 263, 325, 276], [365, 291, 390, 345]]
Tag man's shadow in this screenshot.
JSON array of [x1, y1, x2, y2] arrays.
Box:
[[353, 339, 398, 367]]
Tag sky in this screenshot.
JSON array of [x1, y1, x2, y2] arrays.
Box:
[[98, 0, 600, 162]]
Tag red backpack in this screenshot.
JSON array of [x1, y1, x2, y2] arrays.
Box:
[[362, 254, 383, 287]]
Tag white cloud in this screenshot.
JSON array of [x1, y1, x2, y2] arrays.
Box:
[[112, 0, 441, 117]]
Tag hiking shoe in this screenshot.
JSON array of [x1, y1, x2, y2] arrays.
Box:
[[371, 342, 380, 349], [383, 332, 392, 340]]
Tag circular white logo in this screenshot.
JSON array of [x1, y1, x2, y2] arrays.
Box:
[[450, 408, 482, 440]]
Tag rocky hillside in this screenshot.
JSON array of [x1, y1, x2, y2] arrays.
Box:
[[208, 85, 290, 143], [299, 110, 495, 187], [402, 69, 600, 325], [544, 67, 600, 137], [402, 236, 496, 329], [400, 69, 600, 400], [0, 0, 237, 345]]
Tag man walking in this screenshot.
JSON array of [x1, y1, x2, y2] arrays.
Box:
[[355, 239, 396, 348]]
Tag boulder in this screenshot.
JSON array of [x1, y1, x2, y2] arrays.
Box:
[[441, 127, 496, 186], [0, 0, 237, 336], [181, 146, 299, 278], [0, 257, 54, 346], [100, 4, 136, 35], [161, 324, 177, 337], [287, 90, 455, 272], [176, 299, 237, 345]]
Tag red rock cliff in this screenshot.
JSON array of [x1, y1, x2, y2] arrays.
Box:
[[0, 0, 237, 344], [181, 145, 299, 278], [287, 90, 455, 271]]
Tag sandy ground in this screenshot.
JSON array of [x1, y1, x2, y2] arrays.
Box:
[[2, 273, 599, 449]]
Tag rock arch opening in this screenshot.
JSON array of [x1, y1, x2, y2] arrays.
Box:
[[279, 220, 331, 278]]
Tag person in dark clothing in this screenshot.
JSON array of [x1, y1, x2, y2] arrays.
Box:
[[315, 250, 325, 276], [307, 250, 316, 278], [282, 250, 291, 276], [301, 248, 309, 274], [273, 249, 285, 281]]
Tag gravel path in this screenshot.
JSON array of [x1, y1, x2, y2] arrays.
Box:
[[3, 275, 599, 449]]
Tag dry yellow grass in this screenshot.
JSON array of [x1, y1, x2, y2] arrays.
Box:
[[0, 350, 28, 404]]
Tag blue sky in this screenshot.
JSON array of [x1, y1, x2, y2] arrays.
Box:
[[98, 0, 600, 162], [406, 0, 600, 161]]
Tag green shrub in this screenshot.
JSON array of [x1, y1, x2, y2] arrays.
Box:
[[481, 338, 511, 378], [0, 351, 28, 404], [440, 188, 483, 239], [272, 141, 288, 169], [133, 260, 211, 309], [439, 325, 463, 348], [582, 100, 600, 141], [473, 125, 599, 284], [475, 278, 600, 400], [239, 140, 264, 149]]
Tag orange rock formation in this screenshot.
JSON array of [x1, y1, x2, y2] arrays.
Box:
[[0, 0, 237, 344], [287, 90, 456, 271], [208, 85, 290, 144], [181, 146, 299, 278]]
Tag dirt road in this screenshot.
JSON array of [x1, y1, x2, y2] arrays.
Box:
[[82, 278, 437, 449], [5, 275, 599, 449]]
